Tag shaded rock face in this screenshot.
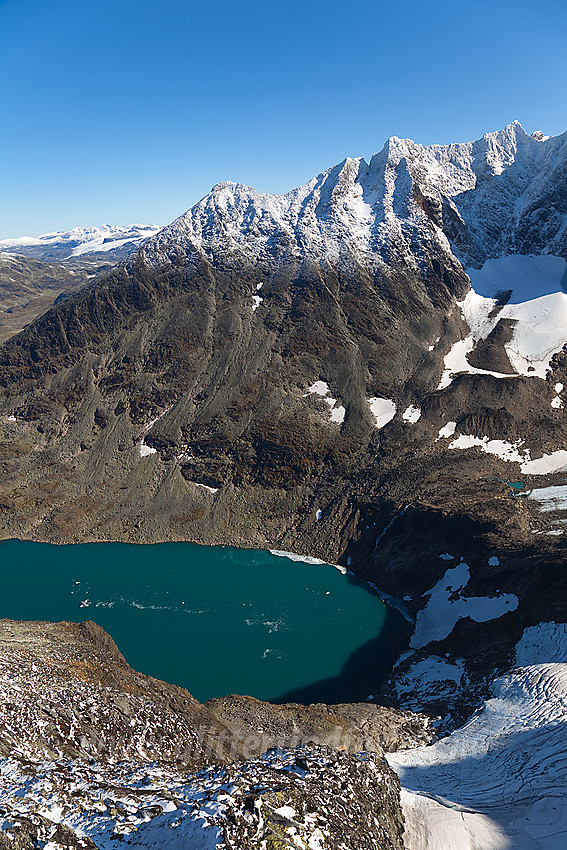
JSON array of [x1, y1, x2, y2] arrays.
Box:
[[0, 123, 567, 724], [0, 619, 422, 849], [205, 694, 432, 757]]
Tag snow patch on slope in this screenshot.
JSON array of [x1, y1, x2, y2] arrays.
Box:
[[306, 382, 345, 424], [367, 397, 396, 429], [392, 656, 467, 714], [448, 434, 527, 463], [528, 485, 567, 512], [468, 254, 567, 303], [439, 279, 567, 389], [402, 405, 421, 423], [410, 561, 518, 649]]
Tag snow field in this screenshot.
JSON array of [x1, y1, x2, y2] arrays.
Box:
[[410, 561, 518, 650], [388, 622, 567, 850], [438, 267, 567, 390]]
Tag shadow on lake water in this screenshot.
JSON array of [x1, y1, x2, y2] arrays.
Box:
[[269, 601, 411, 705]]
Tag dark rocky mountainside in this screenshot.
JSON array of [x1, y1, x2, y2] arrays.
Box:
[[0, 121, 567, 722]]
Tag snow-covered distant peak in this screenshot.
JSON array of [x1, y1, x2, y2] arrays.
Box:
[[0, 224, 163, 261]]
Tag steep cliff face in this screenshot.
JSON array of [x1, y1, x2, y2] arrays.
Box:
[[0, 124, 567, 722]]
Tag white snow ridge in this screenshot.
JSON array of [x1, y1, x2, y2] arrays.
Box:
[[0, 224, 162, 260]]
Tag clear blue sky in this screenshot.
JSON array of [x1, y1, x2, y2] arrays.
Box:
[[1, 0, 565, 237]]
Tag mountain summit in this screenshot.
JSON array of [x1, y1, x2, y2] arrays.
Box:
[[142, 121, 567, 274]]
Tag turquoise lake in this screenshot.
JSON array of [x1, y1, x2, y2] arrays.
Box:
[[0, 539, 408, 704]]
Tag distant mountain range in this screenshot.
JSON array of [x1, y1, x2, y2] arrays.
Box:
[[0, 223, 162, 263]]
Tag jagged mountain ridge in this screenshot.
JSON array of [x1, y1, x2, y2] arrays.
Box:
[[143, 121, 567, 274]]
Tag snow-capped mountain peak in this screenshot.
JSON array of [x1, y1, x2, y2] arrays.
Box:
[[141, 123, 567, 279]]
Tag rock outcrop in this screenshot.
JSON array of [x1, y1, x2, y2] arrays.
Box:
[[0, 619, 426, 848]]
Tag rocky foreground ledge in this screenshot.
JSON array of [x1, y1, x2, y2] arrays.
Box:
[[0, 618, 431, 849]]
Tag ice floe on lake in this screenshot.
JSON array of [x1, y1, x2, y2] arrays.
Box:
[[268, 549, 348, 573]]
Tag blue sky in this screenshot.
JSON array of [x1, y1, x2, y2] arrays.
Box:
[[1, 0, 566, 237]]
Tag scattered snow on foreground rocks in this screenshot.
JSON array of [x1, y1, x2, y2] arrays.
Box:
[[388, 622, 567, 850], [410, 561, 518, 649], [0, 748, 401, 850], [367, 397, 397, 429]]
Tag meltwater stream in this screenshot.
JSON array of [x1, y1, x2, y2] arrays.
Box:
[[0, 539, 408, 704]]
